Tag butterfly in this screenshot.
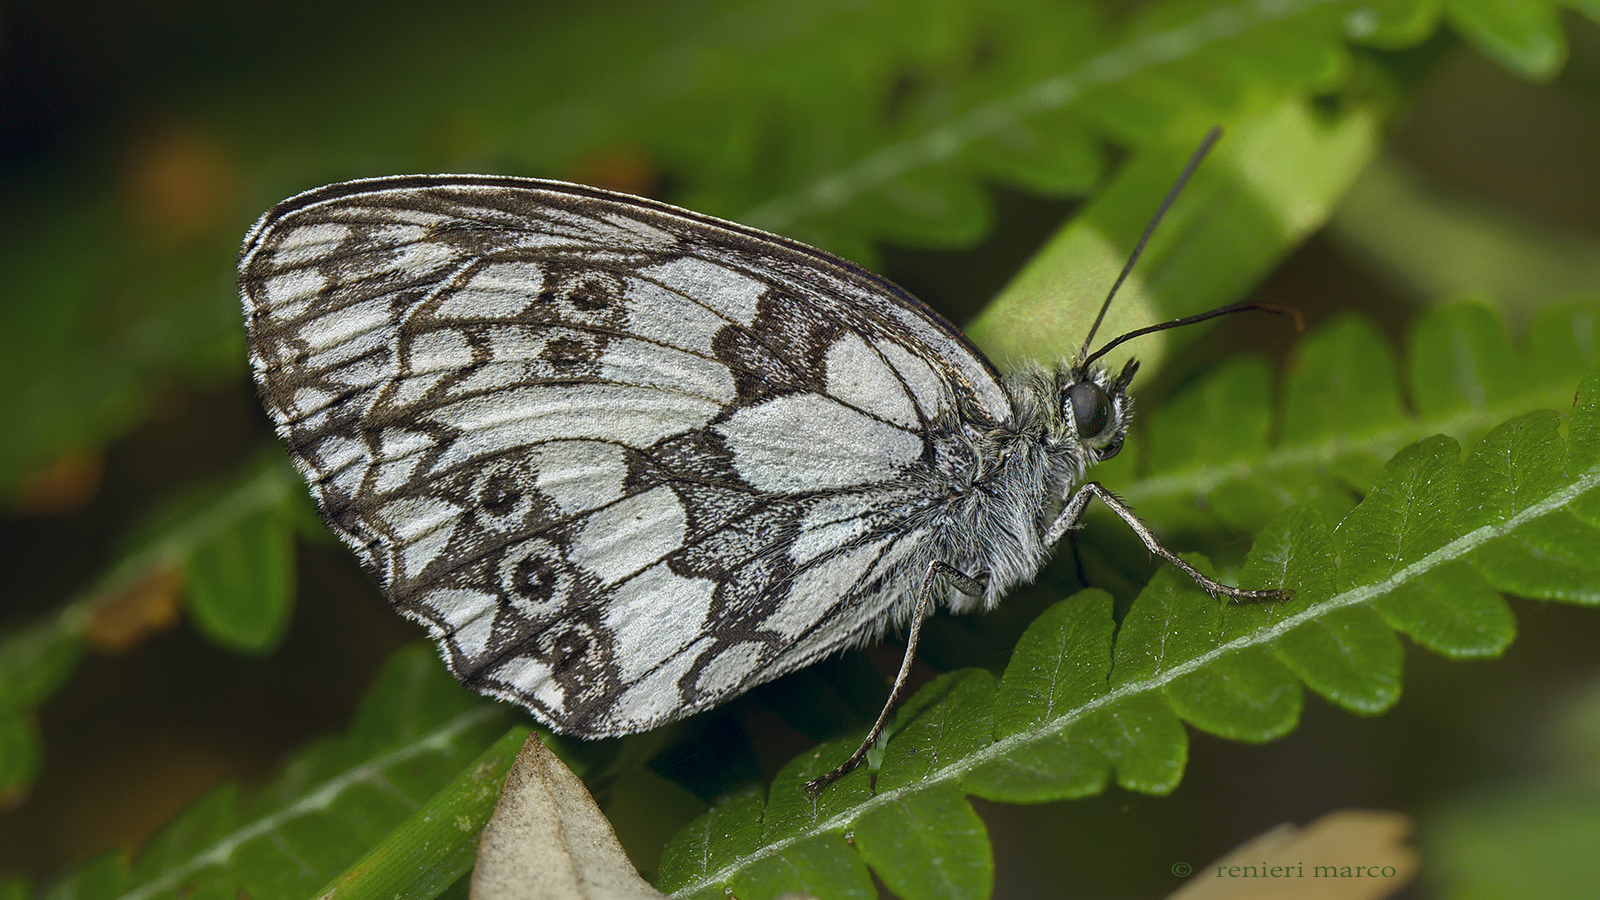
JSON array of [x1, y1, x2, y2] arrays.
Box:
[[239, 135, 1287, 789]]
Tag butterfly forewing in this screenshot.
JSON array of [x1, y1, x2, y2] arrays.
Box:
[[239, 176, 1012, 735]]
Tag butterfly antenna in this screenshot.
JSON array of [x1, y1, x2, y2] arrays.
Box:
[[1076, 126, 1223, 364], [1082, 298, 1304, 368]]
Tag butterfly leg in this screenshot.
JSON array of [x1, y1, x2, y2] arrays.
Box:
[[1045, 482, 1289, 602], [805, 560, 985, 795]]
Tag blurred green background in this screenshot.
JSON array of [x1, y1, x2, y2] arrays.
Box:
[[3, 0, 1600, 897]]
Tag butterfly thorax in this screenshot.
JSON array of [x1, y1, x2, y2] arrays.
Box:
[[922, 360, 1135, 614]]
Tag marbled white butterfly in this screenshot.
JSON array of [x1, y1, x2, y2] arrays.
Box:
[[239, 134, 1287, 790]]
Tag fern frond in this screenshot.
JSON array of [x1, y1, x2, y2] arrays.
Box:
[[654, 326, 1600, 900], [1121, 303, 1600, 535]]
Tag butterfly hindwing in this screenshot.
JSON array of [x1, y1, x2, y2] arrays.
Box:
[[240, 175, 1010, 735]]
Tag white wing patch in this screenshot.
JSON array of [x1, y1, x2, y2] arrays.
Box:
[[692, 641, 765, 696], [388, 231, 460, 278], [717, 393, 923, 492], [419, 587, 501, 658], [824, 332, 918, 427], [377, 495, 462, 580], [262, 269, 327, 318], [435, 261, 548, 318], [269, 221, 350, 264], [372, 428, 434, 493], [496, 654, 562, 711], [766, 541, 890, 640], [638, 255, 765, 326], [531, 441, 628, 516], [596, 338, 737, 403], [607, 636, 714, 731], [790, 498, 874, 565], [604, 563, 716, 682], [877, 341, 952, 424], [429, 385, 722, 467], [570, 486, 688, 585]]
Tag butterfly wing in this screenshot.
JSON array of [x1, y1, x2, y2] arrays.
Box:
[[240, 175, 1011, 735]]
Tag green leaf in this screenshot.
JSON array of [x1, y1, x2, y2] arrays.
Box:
[[961, 716, 1110, 804], [1121, 304, 1600, 543], [315, 727, 530, 900], [130, 784, 241, 888], [1108, 563, 1226, 686], [1468, 367, 1600, 604], [1444, 0, 1566, 80], [1280, 315, 1406, 452], [0, 712, 42, 806], [1165, 645, 1302, 743], [853, 783, 992, 900], [1334, 435, 1462, 587], [185, 510, 295, 655], [1371, 560, 1515, 659], [852, 167, 995, 247], [1345, 0, 1442, 48], [1237, 506, 1337, 608], [1424, 784, 1600, 898], [730, 831, 875, 900], [1407, 304, 1520, 420], [657, 793, 765, 895], [0, 611, 82, 800], [1459, 410, 1567, 530], [1567, 360, 1600, 475], [1275, 606, 1403, 715], [875, 669, 997, 792], [763, 740, 873, 838], [1075, 692, 1188, 795], [990, 591, 1114, 736], [1470, 509, 1600, 603], [0, 616, 82, 709], [42, 851, 129, 900], [1145, 357, 1272, 475], [962, 592, 1114, 802]]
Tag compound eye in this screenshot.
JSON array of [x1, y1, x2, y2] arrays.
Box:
[[1066, 381, 1112, 441]]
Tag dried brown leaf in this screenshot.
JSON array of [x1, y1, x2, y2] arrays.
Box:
[[473, 734, 665, 900]]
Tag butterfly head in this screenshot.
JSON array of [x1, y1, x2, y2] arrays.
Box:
[[1057, 358, 1139, 463], [1052, 300, 1297, 473]]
